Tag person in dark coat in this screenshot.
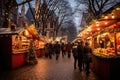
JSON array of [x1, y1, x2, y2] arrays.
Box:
[[66, 42, 72, 58], [48, 42, 53, 59], [84, 42, 92, 74], [77, 41, 84, 71], [44, 43, 49, 57], [54, 41, 61, 60], [61, 42, 66, 58], [72, 43, 78, 69]]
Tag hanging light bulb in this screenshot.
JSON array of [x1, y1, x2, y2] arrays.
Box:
[[105, 22, 108, 25], [87, 27, 91, 32], [112, 13, 115, 19], [96, 22, 99, 26], [105, 16, 108, 19]]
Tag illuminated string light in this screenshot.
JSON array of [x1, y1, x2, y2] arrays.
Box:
[[96, 22, 99, 26], [112, 13, 115, 19], [105, 22, 108, 25], [87, 27, 91, 32], [105, 16, 108, 19], [97, 28, 100, 31]]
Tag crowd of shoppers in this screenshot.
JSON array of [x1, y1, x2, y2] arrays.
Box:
[[72, 41, 92, 74], [44, 41, 92, 74], [44, 41, 72, 60]]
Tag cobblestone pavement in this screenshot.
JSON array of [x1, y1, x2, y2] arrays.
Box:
[[0, 54, 101, 80]]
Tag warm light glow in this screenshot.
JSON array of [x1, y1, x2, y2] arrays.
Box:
[[102, 32, 109, 36], [87, 28, 91, 32], [105, 22, 108, 25], [25, 30, 29, 36], [112, 14, 115, 19], [96, 22, 99, 26], [86, 32, 89, 34], [105, 16, 108, 19], [116, 7, 120, 10], [97, 28, 100, 31], [87, 36, 92, 39]]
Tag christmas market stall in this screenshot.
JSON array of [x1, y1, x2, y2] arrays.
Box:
[[0, 27, 28, 69], [78, 3, 120, 80], [26, 24, 45, 58], [0, 24, 44, 69]]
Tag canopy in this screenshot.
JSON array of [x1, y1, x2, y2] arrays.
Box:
[[78, 3, 120, 39]]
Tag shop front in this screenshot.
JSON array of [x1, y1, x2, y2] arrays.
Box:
[[0, 27, 28, 69], [78, 3, 120, 80], [26, 25, 45, 58], [0, 25, 45, 69]]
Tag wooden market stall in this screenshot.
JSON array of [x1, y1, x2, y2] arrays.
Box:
[[26, 25, 45, 57], [0, 27, 28, 69], [78, 3, 120, 80], [0, 25, 45, 69]]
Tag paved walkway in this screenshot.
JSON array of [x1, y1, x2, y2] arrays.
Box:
[[0, 54, 100, 80]]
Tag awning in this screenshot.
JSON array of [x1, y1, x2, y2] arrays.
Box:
[[78, 3, 120, 38]]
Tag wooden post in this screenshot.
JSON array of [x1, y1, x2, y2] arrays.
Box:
[[114, 25, 117, 55]]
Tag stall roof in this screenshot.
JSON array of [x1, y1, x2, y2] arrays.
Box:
[[78, 2, 120, 38], [0, 27, 24, 35]]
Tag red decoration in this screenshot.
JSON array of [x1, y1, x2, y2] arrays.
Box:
[[117, 38, 120, 45]]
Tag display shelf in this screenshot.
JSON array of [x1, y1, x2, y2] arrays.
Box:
[[93, 52, 120, 59]]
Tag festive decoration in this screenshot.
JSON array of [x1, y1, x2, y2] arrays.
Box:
[[26, 39, 38, 65]]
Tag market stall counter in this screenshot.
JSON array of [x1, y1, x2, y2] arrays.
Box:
[[91, 53, 120, 80], [12, 49, 28, 69], [77, 3, 120, 80], [0, 28, 29, 69], [34, 40, 45, 57]]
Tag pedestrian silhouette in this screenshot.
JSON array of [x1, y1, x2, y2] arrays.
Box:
[[72, 43, 78, 69]]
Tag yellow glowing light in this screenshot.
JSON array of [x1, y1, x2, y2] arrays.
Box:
[[97, 28, 100, 31], [96, 22, 99, 26], [25, 30, 29, 36], [112, 14, 115, 19], [105, 16, 108, 19], [87, 36, 92, 39], [87, 29, 91, 32], [116, 7, 120, 10], [105, 22, 108, 25]]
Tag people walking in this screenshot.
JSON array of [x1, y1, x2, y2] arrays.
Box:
[[84, 42, 92, 74], [61, 42, 66, 58], [77, 41, 84, 71], [48, 42, 53, 59], [54, 41, 61, 60], [44, 43, 49, 58], [72, 43, 78, 69], [66, 42, 72, 58]]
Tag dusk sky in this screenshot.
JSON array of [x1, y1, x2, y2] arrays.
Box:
[[16, 0, 84, 32], [69, 0, 86, 31]]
